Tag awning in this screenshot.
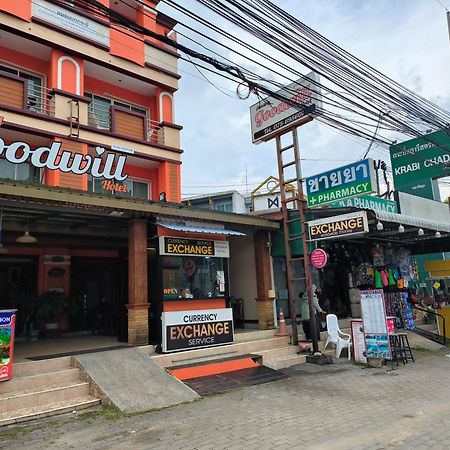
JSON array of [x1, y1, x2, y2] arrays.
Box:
[[156, 222, 245, 236], [374, 210, 450, 233]]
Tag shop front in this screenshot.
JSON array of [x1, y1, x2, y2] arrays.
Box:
[[306, 207, 450, 336], [155, 223, 240, 353]]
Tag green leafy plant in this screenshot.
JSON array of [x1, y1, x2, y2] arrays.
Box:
[[35, 291, 73, 324]]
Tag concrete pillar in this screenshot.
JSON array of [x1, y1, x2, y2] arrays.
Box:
[[127, 219, 149, 345], [254, 231, 275, 330]]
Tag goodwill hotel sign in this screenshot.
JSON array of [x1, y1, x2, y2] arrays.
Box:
[[162, 309, 234, 352]]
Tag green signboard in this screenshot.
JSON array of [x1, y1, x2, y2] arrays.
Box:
[[305, 159, 377, 207], [330, 195, 397, 213], [390, 130, 450, 187], [394, 178, 440, 201]]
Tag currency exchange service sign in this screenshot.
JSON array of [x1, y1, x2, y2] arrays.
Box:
[[305, 159, 377, 208]]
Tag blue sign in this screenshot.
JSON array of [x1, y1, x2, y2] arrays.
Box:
[[306, 159, 377, 207], [0, 310, 15, 326]]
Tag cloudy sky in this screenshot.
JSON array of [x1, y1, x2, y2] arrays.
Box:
[[158, 0, 450, 201]]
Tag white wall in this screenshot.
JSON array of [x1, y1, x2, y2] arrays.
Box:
[[229, 234, 259, 326], [232, 192, 247, 214]]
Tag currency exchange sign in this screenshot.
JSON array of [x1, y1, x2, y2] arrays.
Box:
[[390, 129, 450, 187], [305, 159, 377, 208]]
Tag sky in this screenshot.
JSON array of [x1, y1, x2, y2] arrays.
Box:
[[158, 0, 450, 201]]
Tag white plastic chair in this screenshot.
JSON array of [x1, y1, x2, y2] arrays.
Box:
[[324, 314, 352, 360]]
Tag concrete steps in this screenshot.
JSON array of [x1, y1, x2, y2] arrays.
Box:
[[0, 357, 100, 426]]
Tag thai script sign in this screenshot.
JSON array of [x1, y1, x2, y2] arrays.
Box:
[[159, 237, 230, 258], [0, 310, 17, 382], [33, 0, 110, 46], [0, 139, 128, 180], [390, 130, 450, 188], [330, 195, 397, 213], [162, 308, 234, 352], [305, 159, 377, 207], [307, 211, 369, 241], [250, 72, 321, 144]]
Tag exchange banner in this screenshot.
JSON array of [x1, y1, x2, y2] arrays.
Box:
[[159, 237, 230, 258], [307, 211, 369, 241], [162, 308, 234, 352]]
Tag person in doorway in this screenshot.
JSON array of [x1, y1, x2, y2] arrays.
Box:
[[316, 286, 330, 331], [299, 285, 324, 341], [93, 296, 112, 336]]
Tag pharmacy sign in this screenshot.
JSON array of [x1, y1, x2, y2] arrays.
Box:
[[305, 159, 377, 207]]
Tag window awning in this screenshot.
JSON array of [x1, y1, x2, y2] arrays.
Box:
[[156, 222, 245, 236], [374, 210, 450, 233]]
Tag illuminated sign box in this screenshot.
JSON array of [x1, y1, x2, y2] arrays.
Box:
[[307, 211, 369, 241], [159, 237, 230, 258], [162, 309, 234, 352]]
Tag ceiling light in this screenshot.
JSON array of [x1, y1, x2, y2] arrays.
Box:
[[376, 221, 384, 231], [109, 211, 124, 217], [398, 224, 405, 233], [418, 228, 424, 236], [16, 231, 37, 244], [435, 231, 442, 238]]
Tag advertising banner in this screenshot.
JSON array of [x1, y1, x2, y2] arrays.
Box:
[[33, 0, 110, 47], [390, 130, 450, 189], [159, 237, 230, 258], [162, 308, 234, 352], [307, 211, 369, 241], [0, 309, 17, 381], [305, 159, 377, 207], [359, 290, 391, 360], [250, 72, 321, 144], [330, 195, 397, 213], [351, 320, 367, 364]]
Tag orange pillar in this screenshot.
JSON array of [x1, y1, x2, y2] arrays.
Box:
[[254, 231, 275, 330], [126, 219, 149, 345]]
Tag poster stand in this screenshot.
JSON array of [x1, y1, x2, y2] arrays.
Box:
[[359, 290, 392, 369]]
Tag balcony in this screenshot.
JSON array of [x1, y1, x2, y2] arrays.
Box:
[[0, 72, 180, 150], [0, 71, 54, 116]]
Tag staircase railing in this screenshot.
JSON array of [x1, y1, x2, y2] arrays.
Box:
[[412, 305, 447, 345]]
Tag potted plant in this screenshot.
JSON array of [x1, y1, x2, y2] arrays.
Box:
[[36, 291, 72, 334]]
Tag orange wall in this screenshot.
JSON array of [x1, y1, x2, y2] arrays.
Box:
[[0, 0, 31, 22], [84, 76, 153, 114], [126, 164, 159, 200], [0, 45, 48, 78], [163, 299, 226, 312], [49, 50, 84, 93], [110, 25, 145, 67]]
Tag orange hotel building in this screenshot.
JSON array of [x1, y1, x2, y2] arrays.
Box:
[[0, 0, 278, 352]]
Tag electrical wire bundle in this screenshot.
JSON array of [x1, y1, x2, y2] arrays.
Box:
[[75, 0, 450, 156]]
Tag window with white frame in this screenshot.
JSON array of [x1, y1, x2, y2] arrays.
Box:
[[88, 175, 150, 200], [0, 159, 40, 183], [85, 93, 148, 131], [0, 64, 43, 112]]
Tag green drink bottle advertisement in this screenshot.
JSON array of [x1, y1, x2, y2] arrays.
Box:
[[0, 309, 17, 381]]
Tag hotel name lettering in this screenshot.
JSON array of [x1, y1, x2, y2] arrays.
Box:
[[164, 238, 215, 256], [0, 139, 128, 180]]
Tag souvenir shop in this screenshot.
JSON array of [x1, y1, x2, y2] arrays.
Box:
[[307, 208, 450, 331]]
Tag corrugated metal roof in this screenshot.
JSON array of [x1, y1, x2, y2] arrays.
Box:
[[157, 223, 246, 236], [374, 210, 450, 233]]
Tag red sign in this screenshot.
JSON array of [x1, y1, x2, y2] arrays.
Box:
[[0, 310, 17, 382], [310, 248, 328, 269]]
